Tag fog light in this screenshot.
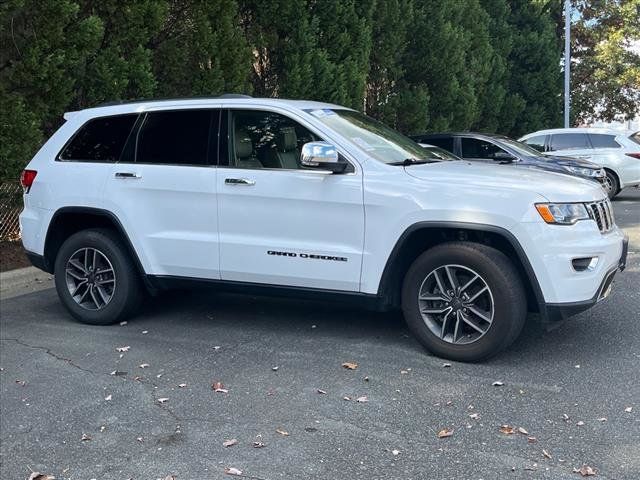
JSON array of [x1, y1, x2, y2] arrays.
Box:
[[572, 257, 598, 272]]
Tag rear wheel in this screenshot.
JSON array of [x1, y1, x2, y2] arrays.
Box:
[[603, 170, 619, 199], [54, 229, 142, 325], [401, 242, 526, 362]]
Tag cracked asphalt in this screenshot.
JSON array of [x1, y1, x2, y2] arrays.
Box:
[[1, 189, 639, 480]]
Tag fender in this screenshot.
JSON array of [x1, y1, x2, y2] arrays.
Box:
[[377, 221, 547, 319]]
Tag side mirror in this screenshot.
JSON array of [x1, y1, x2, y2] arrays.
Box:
[[300, 142, 347, 173]]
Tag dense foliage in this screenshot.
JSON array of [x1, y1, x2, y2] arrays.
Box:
[[0, 0, 629, 181]]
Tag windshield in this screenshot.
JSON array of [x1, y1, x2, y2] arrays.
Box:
[[496, 137, 546, 157], [304, 109, 438, 164]]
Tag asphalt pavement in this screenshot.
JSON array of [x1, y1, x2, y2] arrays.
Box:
[[1, 189, 639, 480]]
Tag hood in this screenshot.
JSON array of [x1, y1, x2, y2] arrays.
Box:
[[403, 161, 606, 203], [539, 154, 602, 169]]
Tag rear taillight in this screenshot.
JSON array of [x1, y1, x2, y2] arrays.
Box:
[[626, 153, 640, 159], [20, 169, 37, 193]]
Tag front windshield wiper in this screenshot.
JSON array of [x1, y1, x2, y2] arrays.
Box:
[[388, 158, 439, 166]]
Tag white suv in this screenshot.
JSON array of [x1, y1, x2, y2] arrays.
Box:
[[519, 128, 640, 198], [19, 97, 628, 361]]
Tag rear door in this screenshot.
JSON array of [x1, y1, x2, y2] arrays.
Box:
[[103, 108, 221, 279], [216, 107, 365, 291], [548, 133, 593, 160]]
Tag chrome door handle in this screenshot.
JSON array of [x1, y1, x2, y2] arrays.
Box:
[[115, 172, 141, 179], [225, 178, 255, 186]]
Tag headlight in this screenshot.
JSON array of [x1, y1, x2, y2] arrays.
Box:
[[535, 203, 590, 225], [566, 166, 600, 177]]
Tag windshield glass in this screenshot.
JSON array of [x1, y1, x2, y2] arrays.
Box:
[[497, 137, 545, 157], [304, 109, 438, 164]]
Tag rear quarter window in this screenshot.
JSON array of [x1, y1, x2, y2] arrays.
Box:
[[59, 114, 138, 162], [629, 132, 640, 145], [588, 134, 620, 148], [549, 133, 591, 151]]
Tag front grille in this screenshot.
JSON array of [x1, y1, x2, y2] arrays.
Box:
[[586, 199, 615, 233]]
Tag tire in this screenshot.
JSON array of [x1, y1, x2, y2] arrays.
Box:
[[54, 229, 143, 325], [401, 241, 526, 362], [604, 170, 619, 199]]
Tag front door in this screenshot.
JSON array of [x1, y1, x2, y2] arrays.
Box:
[[216, 108, 365, 291], [104, 108, 220, 279]]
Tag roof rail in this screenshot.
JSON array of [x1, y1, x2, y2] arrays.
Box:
[[94, 94, 253, 108]]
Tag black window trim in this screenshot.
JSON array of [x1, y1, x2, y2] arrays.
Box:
[[56, 113, 140, 164], [218, 107, 357, 174]]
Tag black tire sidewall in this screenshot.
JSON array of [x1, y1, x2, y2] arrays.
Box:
[[54, 229, 139, 325], [401, 242, 526, 362], [605, 171, 619, 199]]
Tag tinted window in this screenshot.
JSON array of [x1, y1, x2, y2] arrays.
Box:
[[589, 134, 619, 148], [461, 138, 507, 159], [523, 135, 547, 152], [136, 110, 212, 165], [630, 132, 640, 145], [549, 133, 590, 151], [60, 114, 137, 162], [426, 137, 454, 153], [226, 110, 322, 169]]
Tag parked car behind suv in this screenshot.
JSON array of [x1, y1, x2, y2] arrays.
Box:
[[20, 96, 628, 362], [411, 132, 609, 194], [519, 128, 640, 198]]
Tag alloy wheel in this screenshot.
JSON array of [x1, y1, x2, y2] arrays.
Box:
[[418, 264, 494, 345], [65, 248, 116, 310]]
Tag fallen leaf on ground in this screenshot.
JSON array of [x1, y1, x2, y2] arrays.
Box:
[[356, 395, 368, 403], [543, 449, 552, 459], [136, 437, 143, 442], [317, 389, 327, 394], [223, 438, 238, 447], [157, 398, 169, 404], [492, 381, 504, 386], [343, 396, 351, 401], [391, 449, 400, 456], [272, 366, 279, 371], [163, 476, 176, 480], [142, 330, 148, 334], [276, 428, 289, 436], [81, 433, 91, 441], [28, 473, 55, 480], [562, 414, 570, 422], [597, 417, 607, 422], [212, 382, 228, 393], [253, 441, 266, 448], [115, 346, 130, 352], [528, 436, 537, 443], [573, 465, 597, 476], [499, 425, 515, 435], [178, 383, 187, 388], [400, 370, 408, 374], [342, 362, 358, 370], [576, 421, 585, 426], [363, 376, 369, 382], [469, 413, 480, 420], [442, 363, 451, 368], [437, 428, 454, 438], [119, 321, 127, 326], [224, 467, 243, 476], [138, 363, 149, 369], [100, 425, 106, 432], [15, 380, 26, 386], [624, 406, 632, 413], [518, 427, 529, 435], [104, 394, 112, 401], [110, 370, 126, 376], [213, 346, 221, 350]]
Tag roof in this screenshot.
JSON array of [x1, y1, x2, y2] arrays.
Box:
[[520, 127, 635, 138], [64, 96, 350, 120]]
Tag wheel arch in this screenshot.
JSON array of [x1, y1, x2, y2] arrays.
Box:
[[377, 222, 545, 316], [43, 207, 146, 279], [603, 167, 621, 191]]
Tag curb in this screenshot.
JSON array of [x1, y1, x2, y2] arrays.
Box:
[[0, 266, 54, 299]]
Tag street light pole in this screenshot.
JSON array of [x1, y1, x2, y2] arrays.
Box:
[[564, 0, 571, 128]]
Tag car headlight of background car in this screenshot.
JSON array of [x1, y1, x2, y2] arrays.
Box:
[[535, 203, 591, 225], [566, 166, 603, 178]]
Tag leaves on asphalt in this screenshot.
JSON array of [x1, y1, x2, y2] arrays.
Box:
[[442, 363, 451, 368], [391, 449, 401, 456], [224, 467, 243, 476], [178, 383, 187, 388], [81, 433, 91, 441], [157, 398, 169, 404], [212, 381, 228, 393], [276, 428, 289, 436], [517, 427, 529, 435], [163, 476, 176, 480], [104, 394, 112, 401], [543, 449, 552, 459], [528, 436, 537, 443], [342, 362, 358, 370], [499, 425, 515, 435], [317, 389, 327, 394], [15, 379, 26, 386], [138, 363, 149, 369], [115, 346, 130, 353], [573, 465, 597, 476], [624, 406, 632, 413], [253, 441, 266, 448], [356, 395, 368, 403], [469, 413, 480, 420], [110, 370, 127, 376], [28, 473, 55, 480], [492, 381, 504, 387], [223, 438, 238, 447], [437, 428, 453, 438]]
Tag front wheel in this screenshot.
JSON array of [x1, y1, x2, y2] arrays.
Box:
[[54, 229, 143, 325], [603, 170, 619, 199], [401, 242, 526, 362]]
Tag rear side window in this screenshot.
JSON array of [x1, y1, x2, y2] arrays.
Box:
[[588, 134, 619, 148], [136, 110, 213, 165], [549, 133, 590, 151], [426, 137, 454, 153], [630, 132, 640, 145], [59, 114, 138, 162], [460, 138, 505, 159], [523, 135, 547, 152]]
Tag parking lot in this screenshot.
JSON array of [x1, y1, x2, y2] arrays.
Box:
[[1, 189, 638, 480]]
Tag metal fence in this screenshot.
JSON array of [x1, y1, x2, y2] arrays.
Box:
[[0, 183, 23, 241]]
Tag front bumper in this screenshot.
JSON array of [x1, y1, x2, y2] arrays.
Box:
[[541, 234, 628, 328]]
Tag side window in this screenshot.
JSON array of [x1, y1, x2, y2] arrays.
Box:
[[523, 135, 547, 152], [227, 110, 322, 169], [460, 138, 506, 159], [136, 110, 213, 165], [589, 134, 620, 149], [549, 133, 590, 151], [426, 138, 454, 153], [59, 114, 138, 162]]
